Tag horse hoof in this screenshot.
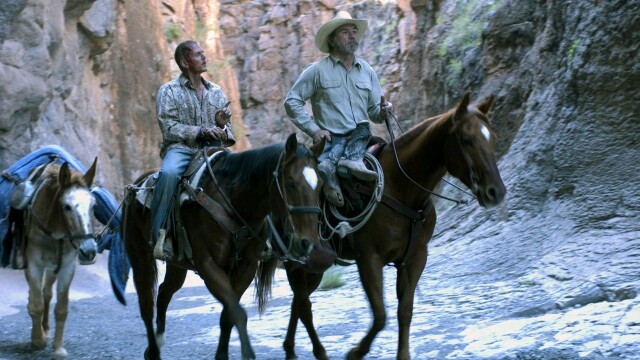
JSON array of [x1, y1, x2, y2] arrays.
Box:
[[31, 338, 46, 350], [144, 347, 161, 360], [53, 346, 68, 358], [345, 348, 363, 360]]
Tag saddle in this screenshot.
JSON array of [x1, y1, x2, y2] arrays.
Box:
[[133, 147, 228, 262]]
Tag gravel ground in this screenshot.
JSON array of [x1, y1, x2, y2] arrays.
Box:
[[0, 253, 637, 359]]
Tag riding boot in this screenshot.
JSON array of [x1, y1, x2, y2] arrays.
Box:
[[318, 159, 344, 207]]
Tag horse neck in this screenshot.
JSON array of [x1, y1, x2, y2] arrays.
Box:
[[31, 181, 64, 234], [213, 158, 277, 225], [380, 115, 451, 206]]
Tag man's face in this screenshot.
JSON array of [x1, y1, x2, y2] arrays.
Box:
[[183, 44, 207, 74], [330, 24, 359, 54]]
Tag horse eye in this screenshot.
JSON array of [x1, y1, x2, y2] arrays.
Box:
[[462, 137, 474, 146], [64, 204, 72, 212], [286, 179, 296, 190]]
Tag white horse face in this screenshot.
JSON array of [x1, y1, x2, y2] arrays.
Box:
[[62, 186, 97, 264]]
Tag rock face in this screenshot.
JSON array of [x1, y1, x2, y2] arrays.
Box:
[[0, 0, 638, 357]]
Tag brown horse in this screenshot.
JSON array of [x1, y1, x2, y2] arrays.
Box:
[[264, 93, 506, 359], [21, 159, 98, 357], [122, 134, 335, 360]]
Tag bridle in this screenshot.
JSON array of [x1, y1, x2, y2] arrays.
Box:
[[27, 178, 96, 274], [202, 147, 321, 262], [384, 108, 477, 205], [268, 150, 322, 264]]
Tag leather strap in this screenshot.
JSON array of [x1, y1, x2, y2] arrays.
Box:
[[182, 181, 241, 234], [350, 182, 433, 267]]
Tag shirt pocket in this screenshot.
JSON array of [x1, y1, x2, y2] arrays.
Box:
[[355, 81, 372, 102], [321, 80, 344, 103]]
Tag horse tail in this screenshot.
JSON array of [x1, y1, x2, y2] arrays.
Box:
[[254, 255, 278, 314]]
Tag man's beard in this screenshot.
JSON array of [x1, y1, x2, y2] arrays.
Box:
[[336, 40, 359, 54]]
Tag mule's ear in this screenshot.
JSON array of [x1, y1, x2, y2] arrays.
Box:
[[83, 157, 97, 187], [59, 162, 71, 187], [476, 95, 495, 115], [454, 91, 471, 121], [310, 137, 326, 159], [284, 133, 298, 163]]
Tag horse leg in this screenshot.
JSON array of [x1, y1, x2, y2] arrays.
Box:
[[196, 257, 255, 360], [155, 264, 187, 350], [215, 260, 259, 360], [284, 265, 327, 360], [130, 252, 161, 360], [42, 270, 57, 339], [25, 264, 46, 349], [51, 261, 76, 357], [395, 249, 428, 360], [347, 258, 386, 360]]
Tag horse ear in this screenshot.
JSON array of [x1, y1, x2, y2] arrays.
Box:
[[476, 95, 495, 115], [454, 91, 471, 121], [59, 162, 71, 187], [284, 133, 298, 163], [83, 157, 97, 187], [309, 137, 326, 159]]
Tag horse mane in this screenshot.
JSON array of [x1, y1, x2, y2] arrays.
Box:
[[395, 107, 457, 146], [214, 143, 312, 185]]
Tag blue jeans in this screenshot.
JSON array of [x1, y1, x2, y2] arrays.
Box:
[[149, 147, 193, 244]]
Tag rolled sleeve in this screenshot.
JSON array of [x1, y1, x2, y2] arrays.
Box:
[[285, 64, 321, 137]]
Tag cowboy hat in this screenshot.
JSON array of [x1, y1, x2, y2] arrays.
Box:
[[315, 11, 368, 53]]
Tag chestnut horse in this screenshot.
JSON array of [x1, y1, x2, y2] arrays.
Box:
[[265, 93, 506, 359], [21, 159, 98, 357], [123, 134, 334, 360]]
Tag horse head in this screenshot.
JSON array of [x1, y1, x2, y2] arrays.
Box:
[[444, 92, 506, 207], [271, 134, 336, 273], [57, 158, 99, 264]]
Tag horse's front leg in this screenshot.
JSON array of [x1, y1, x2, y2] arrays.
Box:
[[396, 249, 428, 360], [285, 264, 327, 360], [347, 258, 386, 360], [196, 256, 255, 360], [42, 270, 58, 339], [25, 264, 46, 349], [155, 264, 188, 350], [51, 260, 76, 357]]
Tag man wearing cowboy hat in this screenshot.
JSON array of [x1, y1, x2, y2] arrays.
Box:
[[285, 10, 391, 207]]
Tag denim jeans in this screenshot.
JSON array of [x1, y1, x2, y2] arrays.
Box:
[[149, 147, 193, 244]]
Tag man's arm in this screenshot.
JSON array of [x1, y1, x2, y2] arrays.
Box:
[[156, 85, 200, 146], [284, 64, 322, 137]]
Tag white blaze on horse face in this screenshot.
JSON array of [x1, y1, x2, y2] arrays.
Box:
[[63, 188, 95, 232], [480, 124, 491, 142], [303, 166, 318, 190]]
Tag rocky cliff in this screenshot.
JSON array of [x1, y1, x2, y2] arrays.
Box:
[[0, 0, 638, 357]]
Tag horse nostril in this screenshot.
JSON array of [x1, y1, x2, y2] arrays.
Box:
[[301, 239, 312, 253], [486, 186, 497, 200]]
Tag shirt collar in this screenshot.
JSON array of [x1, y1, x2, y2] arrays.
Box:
[[328, 54, 362, 69], [178, 73, 212, 90]]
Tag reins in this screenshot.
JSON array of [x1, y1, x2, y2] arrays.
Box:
[[383, 107, 474, 205]]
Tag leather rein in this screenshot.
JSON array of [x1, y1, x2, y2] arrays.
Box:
[[183, 147, 321, 262]]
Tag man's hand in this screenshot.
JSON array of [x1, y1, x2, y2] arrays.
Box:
[[380, 95, 393, 121], [312, 130, 331, 145], [215, 101, 232, 127], [198, 126, 228, 141]]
